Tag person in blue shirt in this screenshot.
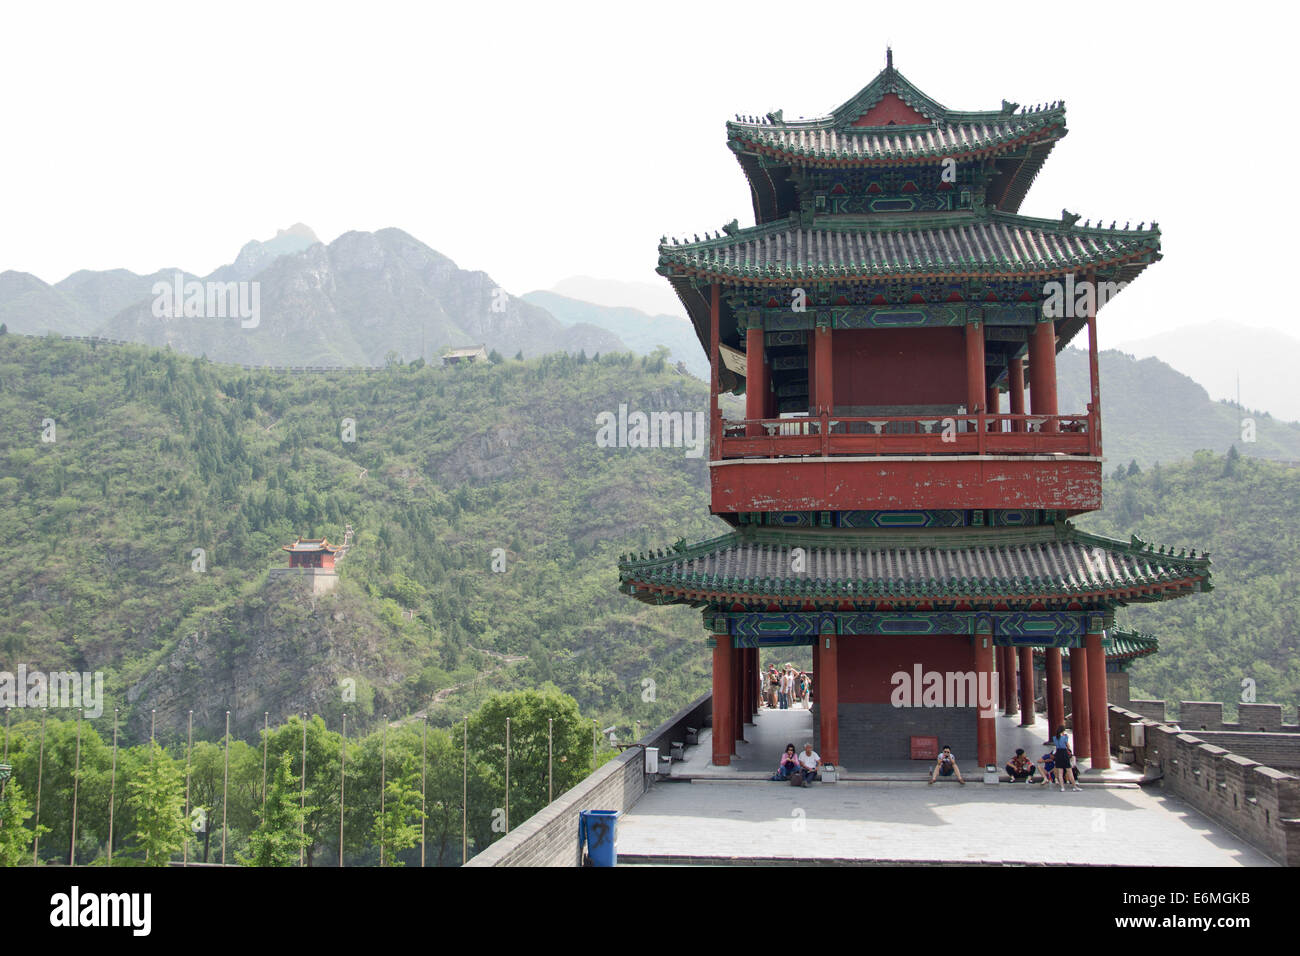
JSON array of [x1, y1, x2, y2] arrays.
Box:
[[1052, 726, 1083, 791], [1037, 750, 1055, 785]]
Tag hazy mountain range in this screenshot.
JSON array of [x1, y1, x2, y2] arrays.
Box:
[[1113, 321, 1300, 424], [0, 227, 628, 366], [2, 225, 1297, 451], [521, 290, 705, 379], [545, 275, 689, 321]]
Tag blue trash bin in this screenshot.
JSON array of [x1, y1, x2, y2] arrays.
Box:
[[579, 809, 618, 867]]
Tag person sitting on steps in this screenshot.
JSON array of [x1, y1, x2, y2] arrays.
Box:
[[1005, 748, 1034, 783], [797, 742, 821, 786], [770, 743, 800, 781], [928, 745, 966, 785]]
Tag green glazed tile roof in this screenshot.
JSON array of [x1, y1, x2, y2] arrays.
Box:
[[726, 60, 1067, 217], [727, 110, 1064, 166], [618, 524, 1210, 608], [1105, 628, 1159, 660], [1033, 627, 1158, 663], [658, 210, 1160, 284]]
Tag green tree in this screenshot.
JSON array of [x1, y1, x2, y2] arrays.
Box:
[[0, 780, 45, 866], [240, 751, 314, 867], [467, 687, 589, 850], [372, 768, 424, 866], [263, 715, 341, 866], [125, 741, 186, 865]]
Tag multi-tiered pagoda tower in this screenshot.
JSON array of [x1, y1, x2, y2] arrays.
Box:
[[619, 53, 1210, 770]]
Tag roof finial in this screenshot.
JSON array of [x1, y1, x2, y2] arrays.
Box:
[[886, 46, 893, 70]]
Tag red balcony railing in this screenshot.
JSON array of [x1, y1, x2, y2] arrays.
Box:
[[715, 411, 1097, 459]]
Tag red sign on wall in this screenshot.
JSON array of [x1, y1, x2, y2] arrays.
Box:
[[910, 735, 939, 760]]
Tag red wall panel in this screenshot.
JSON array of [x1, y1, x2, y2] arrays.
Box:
[[832, 328, 966, 408], [838, 635, 975, 704]]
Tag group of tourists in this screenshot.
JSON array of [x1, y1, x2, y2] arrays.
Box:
[[769, 742, 822, 786], [931, 726, 1084, 790], [763, 662, 811, 710]]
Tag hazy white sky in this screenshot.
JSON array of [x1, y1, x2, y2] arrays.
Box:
[[2, 1, 1297, 348]]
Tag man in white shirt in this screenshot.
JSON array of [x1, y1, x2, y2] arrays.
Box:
[[797, 743, 821, 785], [927, 745, 966, 785]]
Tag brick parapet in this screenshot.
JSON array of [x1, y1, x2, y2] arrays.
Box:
[[1109, 704, 1300, 866], [464, 693, 711, 867]]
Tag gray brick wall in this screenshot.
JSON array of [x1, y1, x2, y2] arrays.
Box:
[[837, 702, 976, 766], [1186, 732, 1300, 772], [1180, 702, 1225, 730], [1109, 705, 1300, 867], [1128, 699, 1166, 722]]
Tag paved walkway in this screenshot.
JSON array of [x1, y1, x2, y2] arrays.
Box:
[[618, 777, 1274, 866]]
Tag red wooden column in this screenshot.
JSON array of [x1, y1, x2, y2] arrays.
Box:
[[711, 640, 733, 766], [965, 320, 985, 414], [1009, 356, 1026, 431], [1086, 624, 1111, 769], [1004, 645, 1020, 719], [811, 637, 821, 717], [995, 646, 1007, 710], [1046, 648, 1064, 734], [975, 623, 996, 767], [1085, 266, 1102, 456], [1029, 317, 1058, 432], [745, 325, 766, 438], [742, 648, 753, 725], [709, 283, 721, 459], [813, 323, 833, 413], [806, 330, 816, 408], [1018, 646, 1035, 726], [746, 648, 757, 723], [738, 647, 749, 729], [1069, 643, 1091, 760], [818, 632, 839, 764], [986, 384, 1001, 432]]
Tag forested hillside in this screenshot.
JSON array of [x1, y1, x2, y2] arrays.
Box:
[[2, 332, 1296, 751], [0, 333, 718, 745], [1081, 452, 1300, 715]]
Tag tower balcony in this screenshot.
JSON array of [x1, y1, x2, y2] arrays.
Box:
[[710, 409, 1101, 516]]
